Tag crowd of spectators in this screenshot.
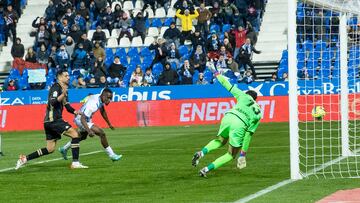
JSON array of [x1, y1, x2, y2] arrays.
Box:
[[3, 0, 267, 91]]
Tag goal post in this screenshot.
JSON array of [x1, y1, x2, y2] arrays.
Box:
[[288, 0, 360, 179]]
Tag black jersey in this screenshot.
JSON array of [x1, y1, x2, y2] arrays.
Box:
[[44, 82, 75, 123]]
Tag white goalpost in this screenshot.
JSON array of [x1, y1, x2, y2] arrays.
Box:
[[289, 0, 360, 179]]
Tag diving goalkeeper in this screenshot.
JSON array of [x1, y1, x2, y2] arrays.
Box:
[[192, 72, 261, 177]]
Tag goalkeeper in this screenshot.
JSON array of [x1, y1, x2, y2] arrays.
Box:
[[192, 72, 261, 177]]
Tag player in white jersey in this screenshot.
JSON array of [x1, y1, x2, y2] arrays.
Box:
[[59, 88, 122, 161]]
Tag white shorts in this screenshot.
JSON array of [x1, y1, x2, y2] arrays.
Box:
[[74, 116, 94, 132]]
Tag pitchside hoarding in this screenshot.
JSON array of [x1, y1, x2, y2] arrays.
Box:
[[1, 80, 359, 131]]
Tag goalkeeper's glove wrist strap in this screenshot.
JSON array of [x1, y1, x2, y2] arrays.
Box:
[[240, 151, 246, 157]]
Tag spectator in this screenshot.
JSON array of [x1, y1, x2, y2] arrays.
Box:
[[234, 0, 248, 27], [92, 56, 107, 80], [99, 6, 114, 32], [167, 43, 181, 69], [282, 72, 288, 81], [55, 0, 72, 20], [55, 44, 71, 70], [129, 79, 139, 87], [32, 17, 47, 30], [72, 75, 87, 88], [131, 10, 148, 43], [92, 26, 107, 46], [227, 57, 240, 75], [78, 33, 93, 53], [48, 45, 58, 69], [233, 25, 248, 58], [94, 0, 107, 19], [217, 45, 232, 60], [223, 38, 233, 53], [143, 67, 156, 86], [241, 70, 254, 84], [163, 22, 181, 47], [72, 43, 87, 70], [158, 62, 179, 85], [174, 0, 194, 11], [176, 9, 199, 45], [11, 37, 24, 59], [45, 0, 56, 21], [246, 23, 258, 45], [269, 73, 279, 82], [180, 60, 194, 85], [92, 41, 106, 60], [77, 1, 90, 21], [149, 38, 167, 67], [247, 4, 259, 32], [65, 36, 75, 57], [62, 7, 75, 26], [49, 27, 61, 46], [215, 55, 228, 73], [130, 66, 144, 86], [4, 5, 19, 46], [142, 0, 156, 13], [68, 24, 82, 44], [87, 76, 99, 88], [206, 32, 220, 59], [141, 80, 150, 87], [58, 18, 70, 38], [6, 79, 17, 91], [236, 38, 261, 78], [196, 3, 212, 38], [25, 47, 37, 63], [98, 75, 107, 88], [190, 45, 206, 72], [219, 0, 239, 25], [224, 31, 236, 49], [209, 1, 222, 27], [35, 25, 50, 48], [37, 44, 49, 65], [190, 29, 205, 50], [112, 4, 123, 25], [196, 72, 209, 85], [74, 12, 87, 32], [107, 56, 126, 84], [116, 12, 132, 42]]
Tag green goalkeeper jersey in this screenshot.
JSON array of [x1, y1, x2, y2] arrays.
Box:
[[217, 75, 261, 133]]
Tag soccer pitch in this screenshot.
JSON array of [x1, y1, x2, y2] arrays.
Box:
[[0, 123, 359, 202]]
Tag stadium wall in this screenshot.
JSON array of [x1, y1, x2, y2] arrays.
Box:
[[1, 80, 360, 131]]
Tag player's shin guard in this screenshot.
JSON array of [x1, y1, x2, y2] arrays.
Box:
[[201, 139, 223, 156], [71, 138, 81, 162], [26, 148, 50, 161], [207, 152, 234, 171]]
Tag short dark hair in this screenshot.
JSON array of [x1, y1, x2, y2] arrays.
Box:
[[56, 69, 68, 78], [246, 90, 258, 101], [102, 88, 113, 95]]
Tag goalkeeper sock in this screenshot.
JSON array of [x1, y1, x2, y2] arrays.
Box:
[[207, 152, 234, 171], [26, 148, 50, 161], [201, 139, 223, 156]]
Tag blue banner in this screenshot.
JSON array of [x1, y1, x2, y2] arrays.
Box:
[[1, 79, 360, 105]]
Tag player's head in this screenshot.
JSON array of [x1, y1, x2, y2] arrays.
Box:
[[56, 69, 70, 85], [101, 88, 113, 105], [246, 90, 257, 101]]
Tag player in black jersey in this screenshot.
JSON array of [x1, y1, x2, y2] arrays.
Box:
[[15, 70, 88, 169]]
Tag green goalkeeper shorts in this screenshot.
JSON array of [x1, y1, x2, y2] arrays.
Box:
[[217, 113, 246, 148]]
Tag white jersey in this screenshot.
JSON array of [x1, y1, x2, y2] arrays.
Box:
[[74, 94, 104, 131]]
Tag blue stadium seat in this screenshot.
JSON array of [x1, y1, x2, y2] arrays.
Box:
[[315, 40, 327, 51], [332, 69, 340, 77], [192, 70, 199, 84], [105, 48, 114, 57], [152, 63, 163, 76], [120, 57, 129, 66], [18, 77, 29, 90], [22, 68, 29, 77], [178, 45, 188, 56], [145, 19, 150, 28], [130, 55, 141, 64], [306, 60, 318, 69], [140, 47, 152, 57], [115, 48, 126, 58], [209, 24, 220, 33], [127, 47, 139, 56], [9, 68, 21, 79], [321, 60, 331, 69], [307, 69, 316, 78], [222, 24, 231, 33], [319, 69, 331, 78], [151, 18, 163, 28], [170, 61, 177, 70], [303, 40, 314, 52], [297, 61, 305, 69], [203, 71, 213, 82], [163, 18, 174, 26]]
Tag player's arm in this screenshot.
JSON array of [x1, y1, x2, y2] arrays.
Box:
[[237, 120, 260, 169], [100, 106, 114, 130], [216, 74, 246, 98]]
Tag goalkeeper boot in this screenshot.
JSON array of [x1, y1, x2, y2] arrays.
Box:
[[58, 147, 68, 160], [15, 154, 27, 170], [192, 151, 202, 167], [70, 162, 89, 169], [110, 154, 122, 162], [199, 167, 208, 178]]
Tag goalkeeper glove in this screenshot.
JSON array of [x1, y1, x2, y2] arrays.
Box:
[[237, 151, 247, 169]]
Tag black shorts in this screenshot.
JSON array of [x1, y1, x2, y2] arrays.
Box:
[[44, 120, 72, 141]]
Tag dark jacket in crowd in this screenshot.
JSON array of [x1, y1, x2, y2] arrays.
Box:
[[158, 63, 179, 85], [180, 64, 194, 85], [132, 11, 148, 33], [108, 62, 126, 79], [11, 43, 25, 58], [92, 30, 106, 43], [163, 26, 181, 41]]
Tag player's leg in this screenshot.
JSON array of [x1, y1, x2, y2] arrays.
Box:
[[15, 140, 57, 170], [63, 127, 88, 169], [192, 115, 231, 167], [59, 131, 88, 160], [91, 125, 122, 161]]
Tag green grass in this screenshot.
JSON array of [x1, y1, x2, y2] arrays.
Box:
[[0, 123, 359, 202]]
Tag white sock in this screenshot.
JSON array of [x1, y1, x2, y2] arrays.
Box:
[[200, 151, 204, 158], [105, 146, 115, 157], [204, 167, 209, 173], [63, 141, 71, 151]]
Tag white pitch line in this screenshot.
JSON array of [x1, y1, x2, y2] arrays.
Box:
[[0, 150, 102, 173]]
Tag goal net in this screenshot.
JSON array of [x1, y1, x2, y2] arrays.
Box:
[[289, 0, 360, 179]]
